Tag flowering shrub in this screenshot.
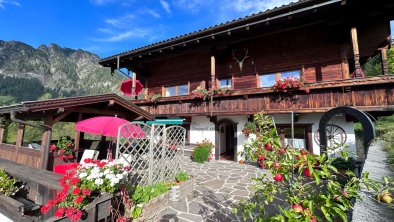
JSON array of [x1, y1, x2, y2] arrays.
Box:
[[235, 113, 394, 221], [41, 159, 130, 221], [212, 87, 232, 96], [146, 93, 162, 103], [50, 136, 75, 160], [273, 76, 309, 93], [192, 88, 210, 100], [192, 139, 214, 163]]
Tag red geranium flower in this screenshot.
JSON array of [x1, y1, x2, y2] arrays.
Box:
[[82, 188, 91, 196], [40, 202, 52, 214], [70, 210, 82, 221], [72, 187, 81, 195], [54, 207, 65, 218], [65, 207, 77, 217], [74, 195, 84, 204], [50, 144, 57, 151], [70, 177, 80, 186]]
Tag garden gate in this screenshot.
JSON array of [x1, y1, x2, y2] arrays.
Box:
[[115, 122, 186, 185]]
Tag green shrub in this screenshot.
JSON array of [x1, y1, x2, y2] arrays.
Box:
[[0, 169, 19, 196], [192, 139, 213, 163], [175, 171, 189, 182]]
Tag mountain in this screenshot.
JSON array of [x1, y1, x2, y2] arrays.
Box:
[[0, 40, 125, 105]]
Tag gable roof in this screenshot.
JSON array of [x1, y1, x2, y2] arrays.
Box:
[[0, 94, 154, 120], [99, 0, 342, 66]]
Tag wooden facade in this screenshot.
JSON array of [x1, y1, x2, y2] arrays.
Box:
[[99, 0, 394, 118]]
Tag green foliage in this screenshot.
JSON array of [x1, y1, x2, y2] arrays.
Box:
[[363, 47, 394, 76], [0, 169, 19, 196], [146, 93, 162, 102], [192, 139, 213, 163], [175, 171, 190, 182], [0, 76, 45, 102], [130, 182, 171, 218], [0, 95, 15, 106], [374, 114, 394, 171], [235, 113, 394, 222]]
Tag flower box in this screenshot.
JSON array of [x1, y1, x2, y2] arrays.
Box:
[[176, 176, 194, 201], [134, 192, 170, 222], [45, 193, 113, 222]]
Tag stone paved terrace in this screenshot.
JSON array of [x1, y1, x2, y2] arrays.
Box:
[[158, 158, 269, 222]]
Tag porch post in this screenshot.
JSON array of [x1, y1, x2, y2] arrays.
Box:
[[0, 118, 5, 144], [41, 116, 53, 170], [74, 112, 83, 161], [350, 27, 362, 78], [132, 72, 137, 100], [14, 123, 25, 162], [340, 44, 350, 79], [211, 56, 216, 90], [381, 48, 389, 75]]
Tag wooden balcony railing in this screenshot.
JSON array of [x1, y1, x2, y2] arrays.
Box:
[[134, 75, 394, 116]]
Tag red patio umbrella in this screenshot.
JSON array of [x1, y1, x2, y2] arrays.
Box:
[[120, 79, 143, 96], [76, 116, 145, 138]]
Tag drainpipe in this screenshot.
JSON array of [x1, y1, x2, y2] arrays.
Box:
[[10, 111, 52, 170]]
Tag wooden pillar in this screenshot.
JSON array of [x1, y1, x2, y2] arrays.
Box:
[[0, 119, 5, 144], [340, 44, 350, 79], [132, 72, 137, 100], [144, 80, 149, 99], [211, 56, 216, 89], [74, 113, 83, 161], [14, 124, 25, 162], [381, 48, 389, 75], [351, 27, 362, 78], [41, 116, 53, 170]]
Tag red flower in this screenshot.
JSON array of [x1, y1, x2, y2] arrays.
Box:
[[40, 202, 52, 214], [97, 161, 107, 168], [54, 207, 65, 218], [117, 217, 127, 222], [82, 188, 91, 196], [56, 190, 68, 202], [84, 158, 92, 163], [72, 187, 81, 195], [70, 210, 82, 221], [303, 168, 312, 177], [50, 145, 57, 151], [304, 88, 310, 93], [67, 154, 74, 159], [70, 177, 80, 186], [65, 207, 77, 217], [265, 143, 272, 152], [74, 195, 84, 204], [59, 150, 65, 154]]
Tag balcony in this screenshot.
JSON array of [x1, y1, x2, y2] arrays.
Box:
[[133, 75, 394, 116]]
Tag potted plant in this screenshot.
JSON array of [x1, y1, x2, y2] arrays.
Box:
[[242, 121, 257, 137], [191, 88, 210, 101], [191, 139, 213, 163], [50, 136, 76, 162], [146, 93, 162, 103], [175, 171, 189, 184], [272, 76, 309, 93]]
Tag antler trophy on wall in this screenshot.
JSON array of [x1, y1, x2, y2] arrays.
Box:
[[232, 48, 249, 72]]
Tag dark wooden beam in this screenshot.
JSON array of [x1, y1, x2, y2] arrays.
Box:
[[41, 116, 53, 170], [52, 111, 71, 125], [340, 44, 350, 79], [66, 107, 130, 119]]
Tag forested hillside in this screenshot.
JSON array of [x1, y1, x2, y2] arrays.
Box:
[[0, 40, 125, 105]]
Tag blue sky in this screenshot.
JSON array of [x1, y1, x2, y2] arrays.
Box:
[[0, 0, 393, 58]]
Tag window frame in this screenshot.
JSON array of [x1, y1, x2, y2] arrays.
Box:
[[163, 83, 190, 97], [257, 69, 302, 88], [218, 78, 233, 89]]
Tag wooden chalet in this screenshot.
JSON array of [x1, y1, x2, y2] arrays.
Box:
[[99, 0, 394, 161], [0, 93, 153, 170]]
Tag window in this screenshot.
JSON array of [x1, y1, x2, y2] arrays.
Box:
[[259, 70, 301, 88], [259, 74, 277, 87], [219, 78, 232, 89], [164, 84, 189, 97]]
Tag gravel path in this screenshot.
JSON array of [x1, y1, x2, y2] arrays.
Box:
[[352, 141, 394, 222], [157, 158, 267, 222]]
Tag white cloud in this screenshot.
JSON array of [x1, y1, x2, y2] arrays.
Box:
[[94, 28, 151, 42], [0, 0, 20, 9], [173, 0, 204, 13], [144, 9, 161, 18], [90, 0, 132, 6], [230, 0, 293, 13], [159, 0, 171, 14]]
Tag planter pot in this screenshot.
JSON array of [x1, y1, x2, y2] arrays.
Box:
[[134, 192, 170, 222], [47, 152, 76, 171]]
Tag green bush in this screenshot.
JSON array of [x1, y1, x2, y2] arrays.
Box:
[[175, 171, 189, 182], [0, 169, 19, 196], [192, 139, 213, 163]]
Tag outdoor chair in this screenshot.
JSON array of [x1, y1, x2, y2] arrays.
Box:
[[54, 149, 99, 175]]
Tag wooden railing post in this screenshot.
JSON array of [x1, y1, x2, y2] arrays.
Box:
[[381, 48, 389, 75], [211, 56, 216, 90], [351, 27, 362, 78]]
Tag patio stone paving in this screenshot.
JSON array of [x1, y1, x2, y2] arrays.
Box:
[[157, 158, 269, 222]]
